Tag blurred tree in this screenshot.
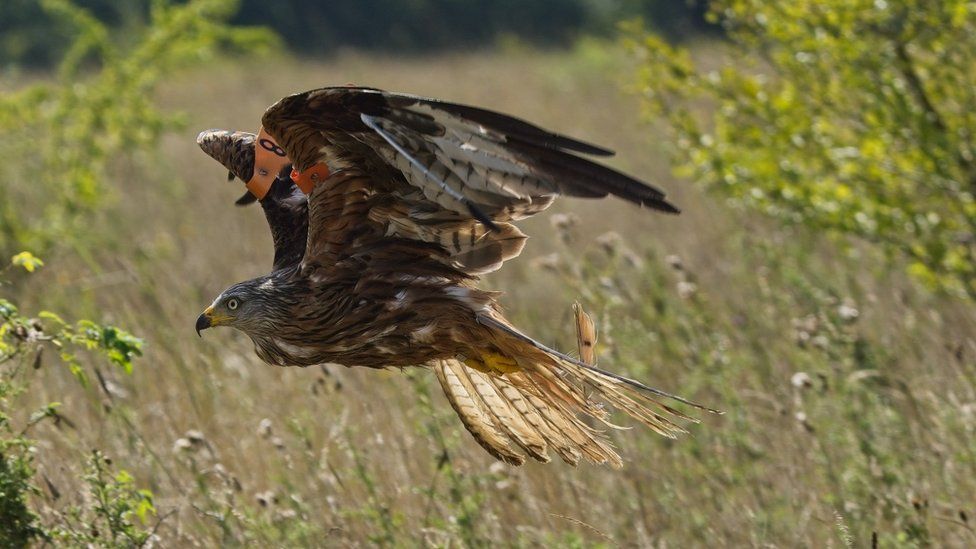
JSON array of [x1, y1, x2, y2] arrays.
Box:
[[627, 1, 976, 298], [0, 0, 711, 67], [0, 0, 144, 67], [585, 0, 715, 38], [232, 0, 587, 54]]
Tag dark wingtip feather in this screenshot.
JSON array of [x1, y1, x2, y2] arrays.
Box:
[[648, 199, 681, 214], [234, 191, 257, 206], [375, 89, 616, 157]]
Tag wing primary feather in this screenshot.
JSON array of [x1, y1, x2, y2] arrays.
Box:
[[433, 359, 525, 465], [382, 91, 616, 156], [361, 113, 500, 232], [506, 137, 680, 214]]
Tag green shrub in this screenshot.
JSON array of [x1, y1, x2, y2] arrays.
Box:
[[626, 0, 976, 298], [0, 2, 275, 544], [1, 253, 148, 546]]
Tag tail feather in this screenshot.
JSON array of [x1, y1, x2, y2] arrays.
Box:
[[568, 369, 688, 438]]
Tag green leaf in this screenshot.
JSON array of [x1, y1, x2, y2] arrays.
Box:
[[10, 252, 44, 273], [0, 299, 17, 319], [60, 352, 88, 387], [38, 311, 66, 326], [27, 403, 61, 425], [627, 2, 976, 299]]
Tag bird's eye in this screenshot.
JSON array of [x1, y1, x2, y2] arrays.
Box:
[[227, 298, 239, 311], [258, 168, 268, 176]]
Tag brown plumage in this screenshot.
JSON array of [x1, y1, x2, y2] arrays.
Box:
[[195, 86, 717, 467]]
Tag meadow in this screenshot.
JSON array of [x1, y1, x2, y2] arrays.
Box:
[[4, 46, 976, 547]]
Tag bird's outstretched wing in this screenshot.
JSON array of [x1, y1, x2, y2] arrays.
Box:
[[197, 130, 309, 271], [200, 90, 714, 466], [260, 86, 678, 276]]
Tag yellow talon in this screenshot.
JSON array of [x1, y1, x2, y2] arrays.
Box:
[[464, 357, 491, 373], [465, 352, 520, 374]]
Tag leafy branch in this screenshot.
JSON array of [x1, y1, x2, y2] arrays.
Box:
[[625, 0, 976, 298], [0, 251, 151, 546], [0, 0, 278, 255]]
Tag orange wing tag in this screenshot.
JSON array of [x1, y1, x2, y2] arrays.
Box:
[[245, 127, 291, 200], [290, 163, 330, 195]]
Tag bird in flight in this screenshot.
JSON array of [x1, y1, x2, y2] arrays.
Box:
[[195, 86, 716, 467]]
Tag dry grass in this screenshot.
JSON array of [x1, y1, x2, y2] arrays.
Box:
[[9, 47, 976, 547]]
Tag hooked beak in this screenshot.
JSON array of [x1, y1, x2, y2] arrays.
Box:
[[196, 306, 215, 337], [196, 306, 233, 337]]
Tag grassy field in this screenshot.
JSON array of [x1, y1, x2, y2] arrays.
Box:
[[7, 47, 976, 547]]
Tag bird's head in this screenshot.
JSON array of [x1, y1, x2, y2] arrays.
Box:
[[197, 127, 292, 204], [197, 129, 256, 182], [196, 277, 282, 338]]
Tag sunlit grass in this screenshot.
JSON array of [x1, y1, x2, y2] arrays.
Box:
[[6, 47, 976, 546]]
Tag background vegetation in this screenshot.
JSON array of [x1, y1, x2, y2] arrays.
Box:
[[1, 0, 974, 547], [1, 0, 713, 68], [628, 0, 976, 298]]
